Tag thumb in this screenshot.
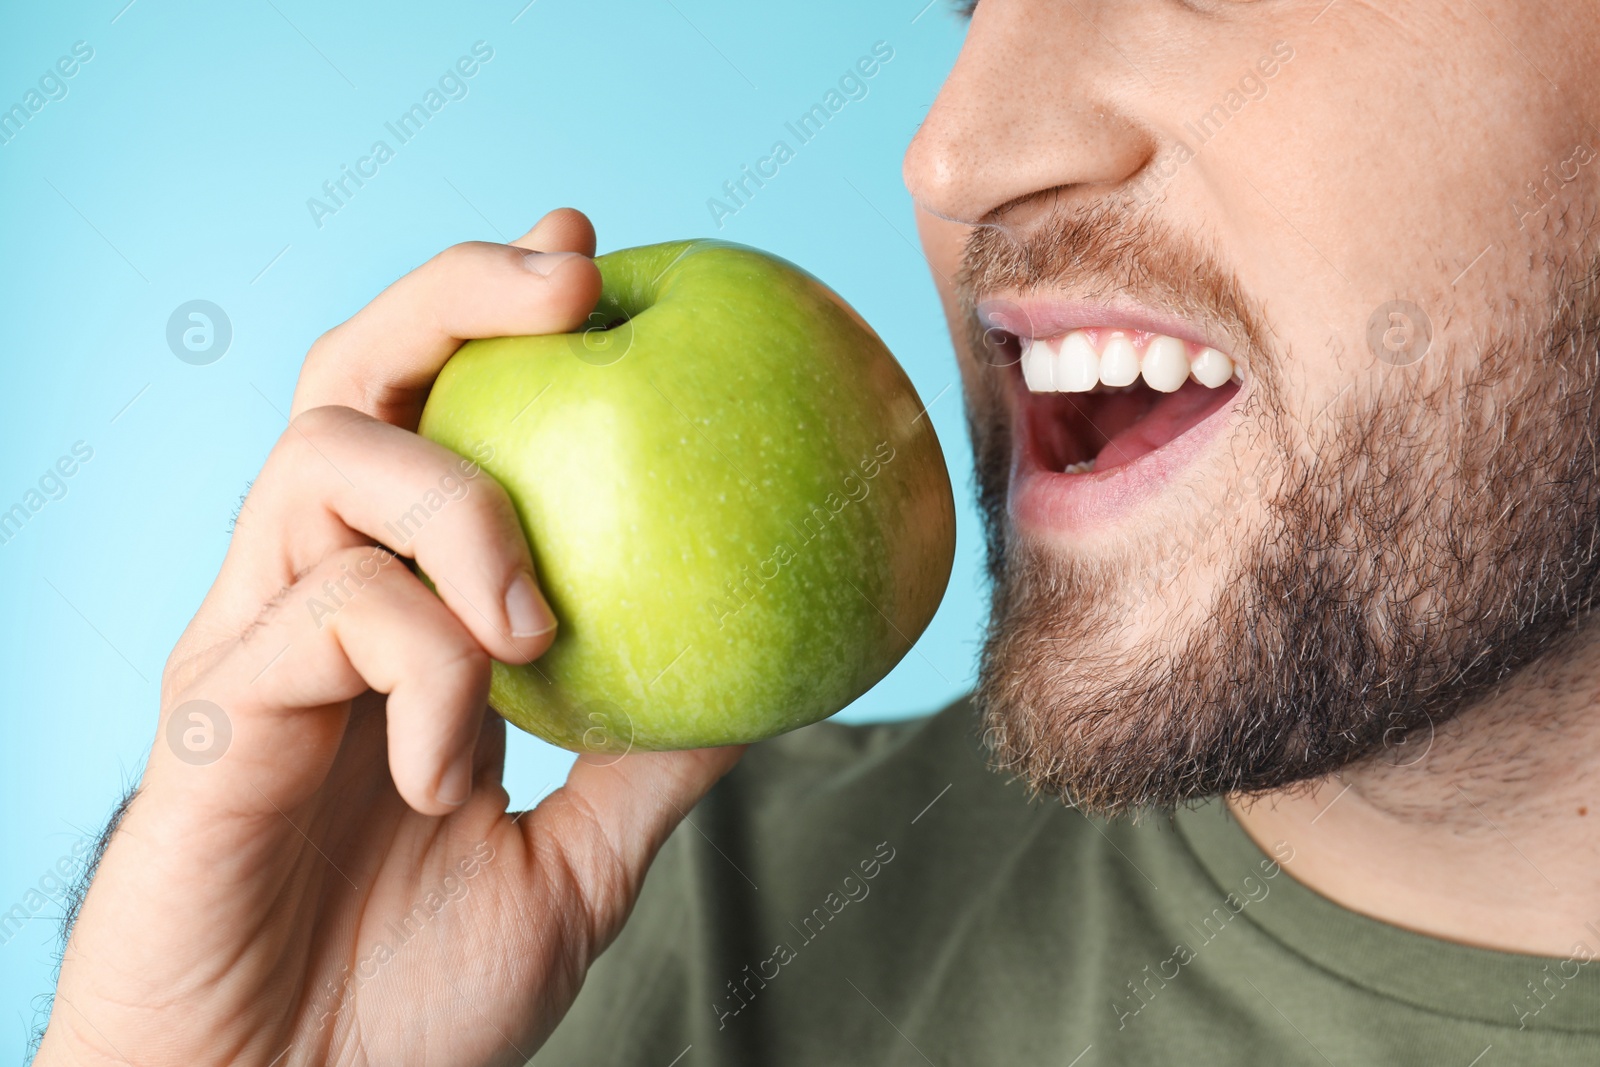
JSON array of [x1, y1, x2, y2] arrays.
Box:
[[520, 745, 747, 948]]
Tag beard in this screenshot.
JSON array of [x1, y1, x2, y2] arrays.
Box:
[[966, 204, 1600, 817]]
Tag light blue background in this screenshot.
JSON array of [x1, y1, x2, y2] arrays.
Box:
[[0, 1, 974, 1054]]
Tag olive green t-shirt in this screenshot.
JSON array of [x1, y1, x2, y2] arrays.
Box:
[[534, 698, 1600, 1064]]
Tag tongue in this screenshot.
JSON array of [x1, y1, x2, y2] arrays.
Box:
[[1093, 379, 1237, 474]]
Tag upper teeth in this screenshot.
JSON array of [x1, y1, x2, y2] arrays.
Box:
[[1019, 330, 1239, 394]]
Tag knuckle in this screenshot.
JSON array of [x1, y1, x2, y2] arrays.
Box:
[[456, 476, 517, 533], [278, 405, 368, 468], [478, 470, 519, 515], [431, 640, 491, 683], [432, 240, 505, 274], [306, 320, 348, 365], [287, 403, 362, 444], [409, 461, 525, 559]]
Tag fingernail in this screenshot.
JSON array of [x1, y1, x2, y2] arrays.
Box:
[[522, 250, 582, 277], [437, 756, 473, 808], [506, 571, 558, 638]]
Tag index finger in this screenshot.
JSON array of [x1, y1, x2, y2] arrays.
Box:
[[291, 207, 602, 428]]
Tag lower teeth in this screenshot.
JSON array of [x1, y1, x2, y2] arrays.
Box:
[[1063, 459, 1096, 474]]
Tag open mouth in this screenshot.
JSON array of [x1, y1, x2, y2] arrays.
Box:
[[1010, 327, 1242, 476]]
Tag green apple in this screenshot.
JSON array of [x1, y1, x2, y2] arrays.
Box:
[[417, 240, 955, 752]]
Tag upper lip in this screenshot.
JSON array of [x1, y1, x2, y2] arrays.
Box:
[[977, 295, 1232, 357]]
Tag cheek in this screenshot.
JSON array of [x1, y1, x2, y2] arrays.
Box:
[[1180, 10, 1586, 442]]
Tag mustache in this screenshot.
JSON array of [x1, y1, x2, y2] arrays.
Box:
[[952, 199, 1288, 629], [953, 199, 1277, 370]]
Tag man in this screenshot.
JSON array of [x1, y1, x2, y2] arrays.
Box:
[[36, 0, 1600, 1063]]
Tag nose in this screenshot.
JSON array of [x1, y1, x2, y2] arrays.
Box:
[[903, 2, 1156, 226]]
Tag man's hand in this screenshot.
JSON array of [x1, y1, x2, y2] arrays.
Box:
[[37, 209, 744, 1066]]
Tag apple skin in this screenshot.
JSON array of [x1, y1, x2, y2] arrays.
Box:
[[417, 240, 955, 752]]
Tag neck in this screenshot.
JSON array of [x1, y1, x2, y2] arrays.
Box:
[[1228, 629, 1600, 957]]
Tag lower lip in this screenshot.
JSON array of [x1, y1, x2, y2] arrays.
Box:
[[1008, 374, 1246, 536]]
